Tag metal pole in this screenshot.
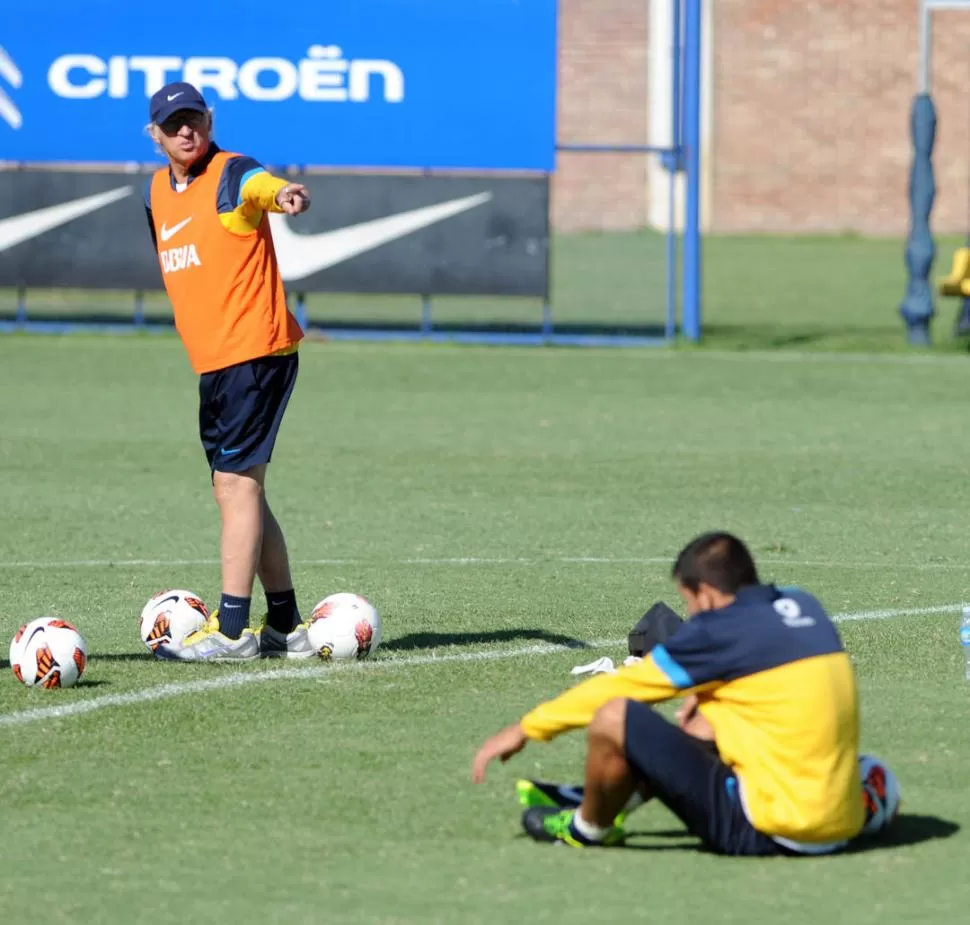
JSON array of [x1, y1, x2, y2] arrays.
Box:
[[681, 0, 702, 341], [672, 0, 683, 157], [420, 295, 432, 337], [665, 0, 682, 340], [665, 170, 677, 340], [541, 299, 553, 342], [921, 1, 970, 92]]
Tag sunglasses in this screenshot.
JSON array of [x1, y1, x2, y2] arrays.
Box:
[[158, 110, 207, 135]]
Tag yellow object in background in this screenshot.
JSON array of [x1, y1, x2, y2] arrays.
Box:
[[938, 247, 970, 296]]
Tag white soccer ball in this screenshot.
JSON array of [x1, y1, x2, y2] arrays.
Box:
[[307, 592, 382, 661], [139, 589, 209, 657], [9, 617, 88, 689], [859, 753, 901, 835]]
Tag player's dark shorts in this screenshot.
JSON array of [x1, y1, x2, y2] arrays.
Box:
[[625, 701, 800, 857], [198, 352, 298, 473]]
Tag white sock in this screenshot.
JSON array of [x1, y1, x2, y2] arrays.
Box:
[[571, 810, 611, 842]]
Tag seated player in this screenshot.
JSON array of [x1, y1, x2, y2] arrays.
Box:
[[471, 532, 866, 855]]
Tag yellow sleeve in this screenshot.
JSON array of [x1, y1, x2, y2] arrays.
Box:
[[240, 171, 289, 213], [520, 655, 691, 742]]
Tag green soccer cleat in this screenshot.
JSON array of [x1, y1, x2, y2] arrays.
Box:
[[516, 779, 585, 810], [515, 779, 630, 827], [521, 807, 625, 848]]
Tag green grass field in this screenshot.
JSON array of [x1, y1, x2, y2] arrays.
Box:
[[0, 335, 967, 923]]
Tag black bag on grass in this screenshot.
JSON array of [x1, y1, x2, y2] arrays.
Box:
[[628, 601, 683, 657]]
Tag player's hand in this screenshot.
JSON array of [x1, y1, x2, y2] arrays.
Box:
[[676, 694, 715, 741], [276, 183, 311, 215], [471, 722, 527, 783], [676, 694, 699, 728]]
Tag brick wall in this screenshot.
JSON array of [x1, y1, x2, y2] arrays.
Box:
[[554, 0, 650, 231], [713, 0, 970, 234], [556, 0, 970, 235]]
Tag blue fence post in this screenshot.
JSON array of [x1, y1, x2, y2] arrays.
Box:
[[541, 299, 553, 342], [295, 293, 308, 331], [664, 0, 683, 341], [420, 295, 433, 337], [15, 287, 27, 327], [899, 93, 937, 346], [134, 290, 145, 327], [681, 0, 703, 341]]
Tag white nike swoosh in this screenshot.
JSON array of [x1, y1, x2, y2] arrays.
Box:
[[0, 186, 133, 253], [160, 217, 193, 242], [167, 92, 184, 101], [268, 192, 493, 282]]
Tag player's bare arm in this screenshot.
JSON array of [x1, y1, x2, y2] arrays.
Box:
[[471, 722, 528, 783]]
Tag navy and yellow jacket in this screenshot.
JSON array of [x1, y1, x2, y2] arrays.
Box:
[[521, 585, 865, 844]]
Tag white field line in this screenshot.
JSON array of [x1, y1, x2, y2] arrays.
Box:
[[0, 602, 961, 730], [0, 556, 963, 571], [831, 602, 962, 622], [0, 641, 589, 729]]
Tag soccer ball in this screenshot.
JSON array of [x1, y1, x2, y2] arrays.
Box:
[[307, 593, 382, 660], [859, 753, 901, 835], [9, 617, 87, 689], [139, 589, 209, 657]]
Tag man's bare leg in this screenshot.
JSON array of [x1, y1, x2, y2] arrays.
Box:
[[258, 498, 293, 592], [258, 497, 301, 634], [574, 699, 642, 834], [212, 465, 265, 637]]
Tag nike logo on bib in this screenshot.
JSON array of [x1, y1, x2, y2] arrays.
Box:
[[159, 217, 193, 242]]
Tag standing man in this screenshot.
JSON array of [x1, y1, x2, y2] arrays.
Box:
[[144, 81, 312, 661], [472, 532, 866, 855]]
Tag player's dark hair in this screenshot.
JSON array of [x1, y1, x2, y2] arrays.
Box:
[[672, 532, 760, 594]]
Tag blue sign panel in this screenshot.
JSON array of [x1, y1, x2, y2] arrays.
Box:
[[0, 0, 557, 170]]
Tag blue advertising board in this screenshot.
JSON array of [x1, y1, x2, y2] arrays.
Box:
[[0, 0, 557, 170]]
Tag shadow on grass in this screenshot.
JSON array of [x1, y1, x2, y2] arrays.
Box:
[[515, 831, 701, 852], [86, 652, 154, 664], [845, 813, 959, 852], [698, 323, 912, 352], [618, 813, 958, 855], [0, 652, 150, 671], [382, 628, 589, 653]]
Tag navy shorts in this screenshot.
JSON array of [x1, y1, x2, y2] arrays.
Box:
[[198, 353, 298, 473], [624, 702, 787, 857]]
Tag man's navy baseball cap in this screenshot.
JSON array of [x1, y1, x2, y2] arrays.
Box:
[[149, 82, 208, 124]]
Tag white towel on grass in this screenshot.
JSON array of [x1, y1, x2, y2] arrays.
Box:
[[570, 655, 642, 676]]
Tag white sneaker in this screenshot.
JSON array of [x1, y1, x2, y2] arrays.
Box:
[[259, 622, 317, 660], [158, 613, 260, 662]]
